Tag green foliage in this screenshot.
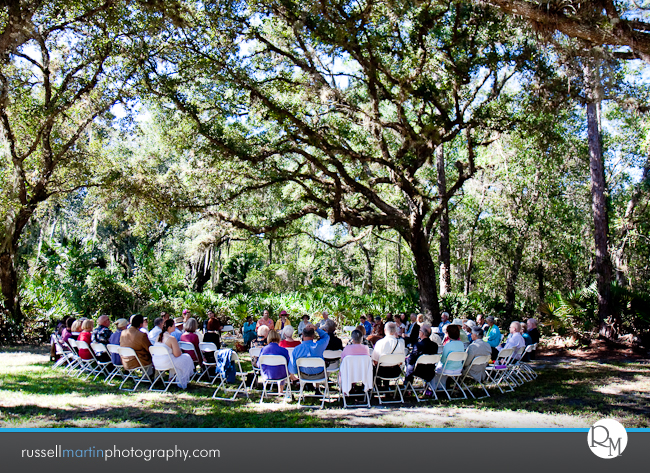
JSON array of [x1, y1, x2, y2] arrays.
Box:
[[82, 269, 136, 318]]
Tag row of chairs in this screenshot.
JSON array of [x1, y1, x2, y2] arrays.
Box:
[[53, 334, 538, 408]]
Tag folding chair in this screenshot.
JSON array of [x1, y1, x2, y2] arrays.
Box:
[[323, 349, 342, 382], [74, 340, 99, 380], [458, 354, 491, 399], [258, 355, 292, 404], [90, 342, 113, 380], [338, 355, 372, 408], [343, 326, 356, 336], [485, 348, 515, 393], [434, 351, 468, 400], [53, 335, 76, 370], [296, 357, 330, 409], [149, 345, 178, 393], [508, 346, 528, 386], [221, 325, 234, 334], [65, 339, 83, 376], [117, 346, 153, 391], [404, 354, 441, 402], [249, 346, 263, 388], [197, 342, 219, 384], [178, 341, 202, 381], [212, 350, 250, 401], [105, 344, 125, 385], [517, 344, 537, 381], [373, 354, 406, 404]]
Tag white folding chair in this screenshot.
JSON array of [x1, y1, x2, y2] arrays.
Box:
[[65, 339, 84, 376], [323, 349, 342, 381], [404, 354, 440, 402], [258, 355, 292, 404], [197, 342, 219, 384], [74, 340, 99, 380], [343, 326, 356, 336], [508, 346, 528, 386], [338, 355, 373, 408], [178, 341, 201, 380], [434, 351, 468, 400], [212, 350, 250, 401], [296, 357, 330, 408], [149, 345, 178, 393], [221, 324, 234, 333], [90, 342, 112, 380], [53, 335, 77, 371], [459, 354, 491, 399], [105, 344, 125, 384], [117, 346, 153, 391], [373, 353, 406, 404], [485, 348, 515, 393]]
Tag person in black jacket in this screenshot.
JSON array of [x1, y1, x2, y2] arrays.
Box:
[[404, 325, 438, 384], [404, 313, 420, 348]]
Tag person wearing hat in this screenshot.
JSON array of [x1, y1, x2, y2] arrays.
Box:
[[172, 317, 184, 341], [297, 314, 310, 338], [275, 310, 289, 331], [451, 318, 470, 347], [108, 318, 129, 366], [256, 309, 275, 331]]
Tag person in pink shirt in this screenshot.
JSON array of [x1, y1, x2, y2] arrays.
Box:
[[256, 309, 275, 331], [341, 330, 370, 359]]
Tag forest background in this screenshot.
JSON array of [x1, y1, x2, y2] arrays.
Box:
[[1, 0, 649, 346]]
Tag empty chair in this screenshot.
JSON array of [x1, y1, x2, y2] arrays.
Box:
[[197, 342, 219, 384]]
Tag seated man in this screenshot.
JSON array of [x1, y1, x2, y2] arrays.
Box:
[[289, 323, 329, 380], [404, 324, 438, 384], [404, 313, 420, 347], [499, 321, 526, 359], [360, 315, 373, 339], [91, 314, 113, 362], [463, 326, 492, 383], [148, 317, 164, 345], [371, 322, 405, 387], [119, 314, 153, 374]]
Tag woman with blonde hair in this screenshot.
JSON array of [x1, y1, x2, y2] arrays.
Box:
[[77, 319, 94, 360]]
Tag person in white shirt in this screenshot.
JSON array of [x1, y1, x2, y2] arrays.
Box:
[[372, 322, 405, 388], [148, 317, 164, 345], [499, 321, 526, 359]]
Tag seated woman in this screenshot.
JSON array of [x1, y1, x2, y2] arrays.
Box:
[[61, 317, 76, 344], [251, 325, 270, 349], [77, 319, 94, 360], [366, 316, 385, 346], [279, 325, 301, 348], [180, 317, 203, 365], [203, 310, 222, 349], [242, 316, 257, 348], [70, 319, 83, 341], [347, 324, 371, 347], [152, 319, 196, 389], [432, 324, 465, 389], [259, 330, 291, 385]]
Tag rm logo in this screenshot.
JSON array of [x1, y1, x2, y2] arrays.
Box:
[[588, 419, 628, 459]]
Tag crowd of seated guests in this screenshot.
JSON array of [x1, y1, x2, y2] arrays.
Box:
[[54, 306, 538, 400]]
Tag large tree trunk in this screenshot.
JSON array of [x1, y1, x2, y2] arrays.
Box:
[[0, 250, 21, 323], [437, 145, 451, 296], [359, 241, 374, 295], [504, 234, 527, 319], [585, 60, 614, 338], [408, 229, 440, 325]]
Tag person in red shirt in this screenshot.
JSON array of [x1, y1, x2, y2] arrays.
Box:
[[279, 325, 301, 348], [77, 319, 94, 360], [180, 317, 203, 364]]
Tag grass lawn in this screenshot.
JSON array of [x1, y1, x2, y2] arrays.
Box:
[[0, 346, 648, 428]]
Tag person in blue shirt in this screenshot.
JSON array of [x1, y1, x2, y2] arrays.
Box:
[[360, 315, 372, 339], [483, 316, 501, 359], [437, 311, 451, 335], [289, 324, 329, 378]]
